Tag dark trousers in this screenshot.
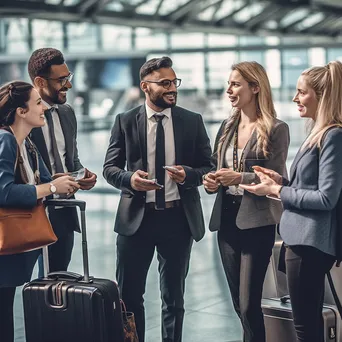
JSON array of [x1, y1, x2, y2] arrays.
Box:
[[217, 197, 275, 342], [38, 230, 74, 277], [116, 206, 193, 342], [285, 245, 335, 342], [0, 286, 16, 342]]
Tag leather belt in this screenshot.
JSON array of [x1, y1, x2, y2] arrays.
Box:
[[145, 200, 181, 210]]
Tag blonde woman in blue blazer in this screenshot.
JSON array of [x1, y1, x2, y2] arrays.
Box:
[[241, 61, 342, 342], [0, 81, 79, 342]]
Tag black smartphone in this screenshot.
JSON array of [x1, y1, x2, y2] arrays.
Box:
[[244, 159, 266, 172]]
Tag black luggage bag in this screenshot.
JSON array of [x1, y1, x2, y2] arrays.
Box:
[[22, 199, 125, 342]]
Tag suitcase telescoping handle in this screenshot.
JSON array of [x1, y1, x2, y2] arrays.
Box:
[[44, 199, 90, 283]]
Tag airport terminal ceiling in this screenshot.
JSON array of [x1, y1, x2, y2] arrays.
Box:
[[0, 0, 342, 37]]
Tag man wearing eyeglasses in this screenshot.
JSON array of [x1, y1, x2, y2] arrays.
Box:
[[103, 56, 212, 342], [27, 48, 97, 274]]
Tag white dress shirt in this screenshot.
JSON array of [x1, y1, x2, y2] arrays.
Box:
[[145, 103, 180, 203], [20, 141, 35, 185], [42, 100, 67, 174]]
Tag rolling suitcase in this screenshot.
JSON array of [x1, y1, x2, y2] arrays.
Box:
[[262, 297, 342, 342], [22, 199, 125, 342]]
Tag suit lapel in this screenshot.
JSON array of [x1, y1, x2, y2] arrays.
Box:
[[30, 127, 52, 173], [171, 107, 183, 164], [219, 119, 238, 169], [243, 129, 258, 158], [136, 106, 147, 170], [289, 145, 311, 182], [56, 105, 73, 171]]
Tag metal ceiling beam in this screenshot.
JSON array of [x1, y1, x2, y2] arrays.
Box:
[[216, 2, 249, 26], [187, 0, 223, 21], [244, 4, 280, 30], [168, 0, 205, 22]]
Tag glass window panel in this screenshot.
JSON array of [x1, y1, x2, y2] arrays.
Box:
[[239, 36, 265, 46], [282, 49, 308, 67], [171, 33, 205, 49], [282, 68, 303, 89], [207, 34, 237, 47], [309, 48, 326, 66], [207, 52, 237, 89], [136, 32, 167, 50], [327, 48, 342, 62], [171, 53, 205, 90], [239, 51, 264, 64], [265, 49, 281, 88], [68, 23, 98, 52], [102, 25, 131, 51], [33, 20, 63, 51]]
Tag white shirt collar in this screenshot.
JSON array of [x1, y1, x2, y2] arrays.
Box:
[[145, 102, 171, 120], [42, 99, 58, 110]]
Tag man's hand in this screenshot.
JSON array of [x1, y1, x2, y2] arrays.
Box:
[[166, 165, 186, 184], [78, 168, 97, 190], [131, 170, 163, 191], [203, 172, 220, 192], [214, 168, 241, 187]]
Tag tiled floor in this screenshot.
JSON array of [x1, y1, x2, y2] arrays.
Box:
[[13, 125, 293, 342]]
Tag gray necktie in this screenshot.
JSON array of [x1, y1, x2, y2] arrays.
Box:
[[44, 108, 64, 174]]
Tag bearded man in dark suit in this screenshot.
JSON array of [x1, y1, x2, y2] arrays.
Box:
[[28, 48, 97, 273], [103, 56, 212, 342]]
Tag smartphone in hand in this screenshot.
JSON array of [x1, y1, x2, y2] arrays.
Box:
[[70, 168, 86, 181], [163, 166, 178, 173], [150, 179, 164, 189]]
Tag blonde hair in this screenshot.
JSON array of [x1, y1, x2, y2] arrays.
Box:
[[217, 61, 277, 165], [301, 61, 342, 149]]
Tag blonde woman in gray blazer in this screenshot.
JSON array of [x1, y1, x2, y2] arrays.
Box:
[[241, 61, 342, 342], [203, 61, 290, 342]]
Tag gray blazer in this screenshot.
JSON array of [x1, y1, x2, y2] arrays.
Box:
[[209, 118, 290, 231], [279, 127, 342, 256]]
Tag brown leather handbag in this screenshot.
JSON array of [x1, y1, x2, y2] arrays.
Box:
[[0, 201, 57, 255], [0, 130, 57, 255], [121, 300, 139, 342]]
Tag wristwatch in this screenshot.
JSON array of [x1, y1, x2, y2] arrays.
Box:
[[50, 183, 57, 194]]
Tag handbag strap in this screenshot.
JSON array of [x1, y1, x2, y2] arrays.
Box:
[[327, 271, 342, 317]]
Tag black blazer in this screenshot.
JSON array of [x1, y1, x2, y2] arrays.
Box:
[[30, 104, 82, 236], [103, 105, 212, 242]]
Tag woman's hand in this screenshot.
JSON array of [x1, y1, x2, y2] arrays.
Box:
[[52, 175, 80, 195], [203, 172, 220, 192], [240, 171, 282, 197], [252, 166, 283, 185], [214, 168, 241, 187]]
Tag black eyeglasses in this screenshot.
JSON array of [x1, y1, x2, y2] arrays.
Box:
[[144, 78, 181, 89], [44, 72, 74, 87]]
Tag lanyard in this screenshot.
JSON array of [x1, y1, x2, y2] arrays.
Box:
[[232, 129, 245, 172]]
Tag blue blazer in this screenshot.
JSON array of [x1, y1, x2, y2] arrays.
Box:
[[279, 127, 342, 256], [0, 130, 52, 287]]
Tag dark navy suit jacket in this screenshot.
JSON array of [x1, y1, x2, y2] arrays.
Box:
[[0, 130, 52, 287]]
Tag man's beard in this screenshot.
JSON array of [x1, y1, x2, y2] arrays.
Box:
[[149, 91, 177, 109], [47, 86, 67, 105]]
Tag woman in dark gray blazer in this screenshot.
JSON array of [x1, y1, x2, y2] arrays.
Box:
[[241, 61, 342, 342], [0, 81, 79, 342], [203, 61, 290, 342]]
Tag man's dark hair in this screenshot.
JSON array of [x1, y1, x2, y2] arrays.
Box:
[[140, 56, 173, 80], [28, 48, 65, 82]]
